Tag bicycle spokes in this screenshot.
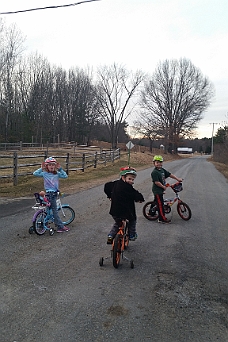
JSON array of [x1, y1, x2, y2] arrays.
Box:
[[177, 202, 192, 221]]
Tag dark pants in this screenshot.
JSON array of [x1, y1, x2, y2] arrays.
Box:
[[109, 216, 136, 238], [154, 193, 167, 221]]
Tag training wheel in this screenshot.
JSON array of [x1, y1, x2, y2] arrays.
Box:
[[29, 226, 34, 234], [130, 260, 134, 269], [49, 229, 54, 236], [99, 257, 104, 266]]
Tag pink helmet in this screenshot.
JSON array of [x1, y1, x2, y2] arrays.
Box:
[[44, 157, 57, 165]]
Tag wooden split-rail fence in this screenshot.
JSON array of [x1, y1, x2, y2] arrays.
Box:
[[0, 149, 120, 186]]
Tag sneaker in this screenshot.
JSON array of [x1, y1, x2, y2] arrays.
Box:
[[158, 219, 171, 224], [57, 226, 70, 233], [129, 233, 138, 241], [107, 235, 113, 244]]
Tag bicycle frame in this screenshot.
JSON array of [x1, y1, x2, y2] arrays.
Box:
[[99, 220, 134, 269], [164, 191, 181, 208], [112, 220, 128, 255]]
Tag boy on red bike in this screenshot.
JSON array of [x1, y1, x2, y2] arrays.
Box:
[[151, 155, 182, 223]]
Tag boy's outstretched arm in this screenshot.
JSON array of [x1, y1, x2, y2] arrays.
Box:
[[169, 174, 182, 182]]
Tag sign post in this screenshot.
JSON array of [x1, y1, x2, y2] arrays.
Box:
[[126, 141, 134, 165]]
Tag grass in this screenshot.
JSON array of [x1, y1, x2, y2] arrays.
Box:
[[0, 151, 227, 198], [210, 160, 228, 180], [0, 151, 155, 198]]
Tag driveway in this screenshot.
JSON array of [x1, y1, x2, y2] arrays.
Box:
[[1, 155, 228, 341]]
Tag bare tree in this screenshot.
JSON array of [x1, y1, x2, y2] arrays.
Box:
[[140, 58, 214, 150], [20, 61, 99, 145], [96, 63, 144, 148], [66, 68, 99, 144], [134, 111, 163, 152], [0, 20, 24, 142]]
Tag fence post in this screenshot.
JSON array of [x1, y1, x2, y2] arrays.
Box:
[[20, 141, 22, 151], [82, 153, 85, 172], [111, 150, 114, 163], [13, 152, 18, 186], [104, 151, 107, 166], [66, 153, 69, 175], [73, 142, 77, 156], [94, 152, 97, 168]]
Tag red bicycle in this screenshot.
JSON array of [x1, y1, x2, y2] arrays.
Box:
[[143, 182, 192, 221]]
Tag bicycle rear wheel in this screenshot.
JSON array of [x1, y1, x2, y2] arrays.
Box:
[[177, 201, 192, 220], [143, 201, 159, 221], [58, 206, 75, 225], [33, 210, 47, 235], [113, 235, 122, 268]]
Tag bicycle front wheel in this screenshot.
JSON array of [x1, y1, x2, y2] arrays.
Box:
[[124, 222, 129, 249], [177, 201, 192, 221], [113, 235, 122, 268], [143, 201, 159, 221], [58, 206, 75, 225], [33, 210, 47, 235]]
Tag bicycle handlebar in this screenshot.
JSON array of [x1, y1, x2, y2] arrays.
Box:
[[165, 181, 183, 193], [166, 180, 183, 187]]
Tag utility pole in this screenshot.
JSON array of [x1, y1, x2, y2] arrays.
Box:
[[209, 123, 219, 156]]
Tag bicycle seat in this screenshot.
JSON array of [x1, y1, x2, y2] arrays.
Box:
[[34, 193, 48, 206]]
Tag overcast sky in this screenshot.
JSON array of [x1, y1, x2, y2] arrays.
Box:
[[1, 0, 227, 138]]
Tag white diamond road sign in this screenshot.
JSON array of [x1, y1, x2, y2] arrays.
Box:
[[126, 141, 134, 150]]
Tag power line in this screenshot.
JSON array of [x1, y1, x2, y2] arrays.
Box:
[[0, 0, 101, 15]]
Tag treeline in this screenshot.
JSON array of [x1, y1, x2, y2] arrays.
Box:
[[0, 19, 215, 152], [0, 20, 131, 146], [0, 51, 128, 145]]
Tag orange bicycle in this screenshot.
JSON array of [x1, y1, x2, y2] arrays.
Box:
[[99, 219, 134, 269]]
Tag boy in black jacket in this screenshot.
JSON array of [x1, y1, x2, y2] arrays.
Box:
[[104, 166, 144, 244]]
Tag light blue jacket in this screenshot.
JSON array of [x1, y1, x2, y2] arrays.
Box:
[[33, 168, 68, 192]]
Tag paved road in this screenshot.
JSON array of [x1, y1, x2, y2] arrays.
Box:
[[1, 156, 228, 342]]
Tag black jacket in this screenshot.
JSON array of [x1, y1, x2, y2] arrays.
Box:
[[104, 179, 144, 220]]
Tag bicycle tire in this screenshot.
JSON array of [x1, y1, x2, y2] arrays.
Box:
[[113, 234, 122, 268], [33, 210, 47, 235], [58, 206, 75, 225], [142, 201, 159, 221], [177, 201, 192, 221]]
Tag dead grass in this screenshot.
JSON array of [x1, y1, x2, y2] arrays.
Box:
[[1, 150, 226, 199], [0, 151, 177, 198], [210, 160, 228, 180]]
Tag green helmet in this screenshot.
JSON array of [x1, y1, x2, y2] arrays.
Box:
[[153, 155, 163, 162], [120, 166, 137, 177]]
